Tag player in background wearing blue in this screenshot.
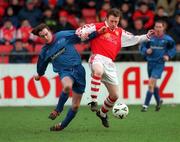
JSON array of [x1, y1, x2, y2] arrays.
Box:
[[140, 20, 176, 112], [32, 23, 105, 131]]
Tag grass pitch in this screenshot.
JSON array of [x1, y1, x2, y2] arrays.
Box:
[[0, 105, 180, 142]]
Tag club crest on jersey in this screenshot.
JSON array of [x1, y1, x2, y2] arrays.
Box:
[[104, 33, 111, 38], [115, 31, 119, 36]]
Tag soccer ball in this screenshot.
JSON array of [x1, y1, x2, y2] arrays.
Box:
[[112, 103, 129, 119]]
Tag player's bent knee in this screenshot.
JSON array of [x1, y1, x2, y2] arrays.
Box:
[[148, 84, 155, 92], [110, 94, 119, 101], [93, 70, 103, 77], [63, 85, 72, 93], [72, 104, 80, 111]]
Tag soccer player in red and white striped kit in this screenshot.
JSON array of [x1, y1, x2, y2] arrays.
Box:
[[77, 8, 155, 128]]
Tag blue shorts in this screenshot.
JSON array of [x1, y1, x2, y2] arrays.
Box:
[[147, 62, 164, 79], [59, 64, 86, 94]]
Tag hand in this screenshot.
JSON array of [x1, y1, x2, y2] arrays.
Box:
[[147, 29, 155, 38], [80, 32, 89, 41], [97, 26, 107, 35], [34, 75, 41, 81], [163, 55, 169, 61], [146, 48, 153, 54]]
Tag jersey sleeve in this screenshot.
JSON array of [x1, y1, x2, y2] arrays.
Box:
[[37, 48, 49, 76], [139, 41, 150, 57], [75, 23, 98, 41], [166, 38, 176, 59], [121, 30, 149, 47]]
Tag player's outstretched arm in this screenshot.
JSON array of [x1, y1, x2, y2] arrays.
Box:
[[75, 24, 107, 41], [121, 30, 155, 47], [36, 54, 49, 77]]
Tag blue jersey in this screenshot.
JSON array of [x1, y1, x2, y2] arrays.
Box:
[[37, 30, 96, 76], [140, 34, 176, 63]]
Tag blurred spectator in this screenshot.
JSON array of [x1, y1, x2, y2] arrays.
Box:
[[154, 7, 169, 30], [42, 0, 65, 7], [9, 39, 31, 63], [120, 2, 132, 22], [3, 6, 20, 28], [16, 19, 33, 43], [128, 18, 147, 61], [174, 1, 180, 16], [113, 0, 135, 9], [169, 14, 180, 45], [41, 8, 57, 32], [0, 6, 5, 27], [157, 0, 176, 16], [18, 0, 42, 27], [78, 0, 101, 11], [130, 18, 147, 35], [81, 1, 97, 23], [54, 10, 74, 32], [0, 0, 9, 9], [120, 18, 130, 31], [62, 0, 80, 28], [63, 0, 81, 18], [0, 20, 16, 45], [154, 7, 168, 22], [133, 2, 154, 30], [101, 1, 111, 12], [9, 0, 24, 15], [138, 0, 156, 11], [98, 10, 107, 22]]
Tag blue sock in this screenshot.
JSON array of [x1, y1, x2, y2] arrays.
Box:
[[154, 87, 160, 105], [61, 108, 77, 129], [144, 91, 153, 107], [55, 92, 69, 113]]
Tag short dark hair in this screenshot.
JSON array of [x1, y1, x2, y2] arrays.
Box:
[[155, 20, 166, 26], [107, 8, 121, 18], [31, 23, 50, 36]]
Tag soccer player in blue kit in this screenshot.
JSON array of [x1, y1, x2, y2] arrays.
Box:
[[32, 23, 105, 131], [140, 20, 176, 112]]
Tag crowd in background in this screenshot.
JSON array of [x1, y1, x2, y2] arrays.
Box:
[[0, 0, 179, 63]]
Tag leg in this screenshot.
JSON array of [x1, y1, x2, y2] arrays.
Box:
[[49, 76, 73, 120], [154, 86, 163, 111], [50, 92, 82, 131], [96, 82, 119, 127], [88, 62, 104, 112], [142, 77, 156, 112]]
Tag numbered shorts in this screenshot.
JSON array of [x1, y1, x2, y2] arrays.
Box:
[[89, 54, 119, 85]]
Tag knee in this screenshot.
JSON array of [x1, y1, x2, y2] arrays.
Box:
[[72, 104, 80, 111], [93, 70, 103, 77], [148, 84, 155, 93], [63, 85, 72, 94], [92, 66, 103, 77], [109, 94, 119, 101]]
